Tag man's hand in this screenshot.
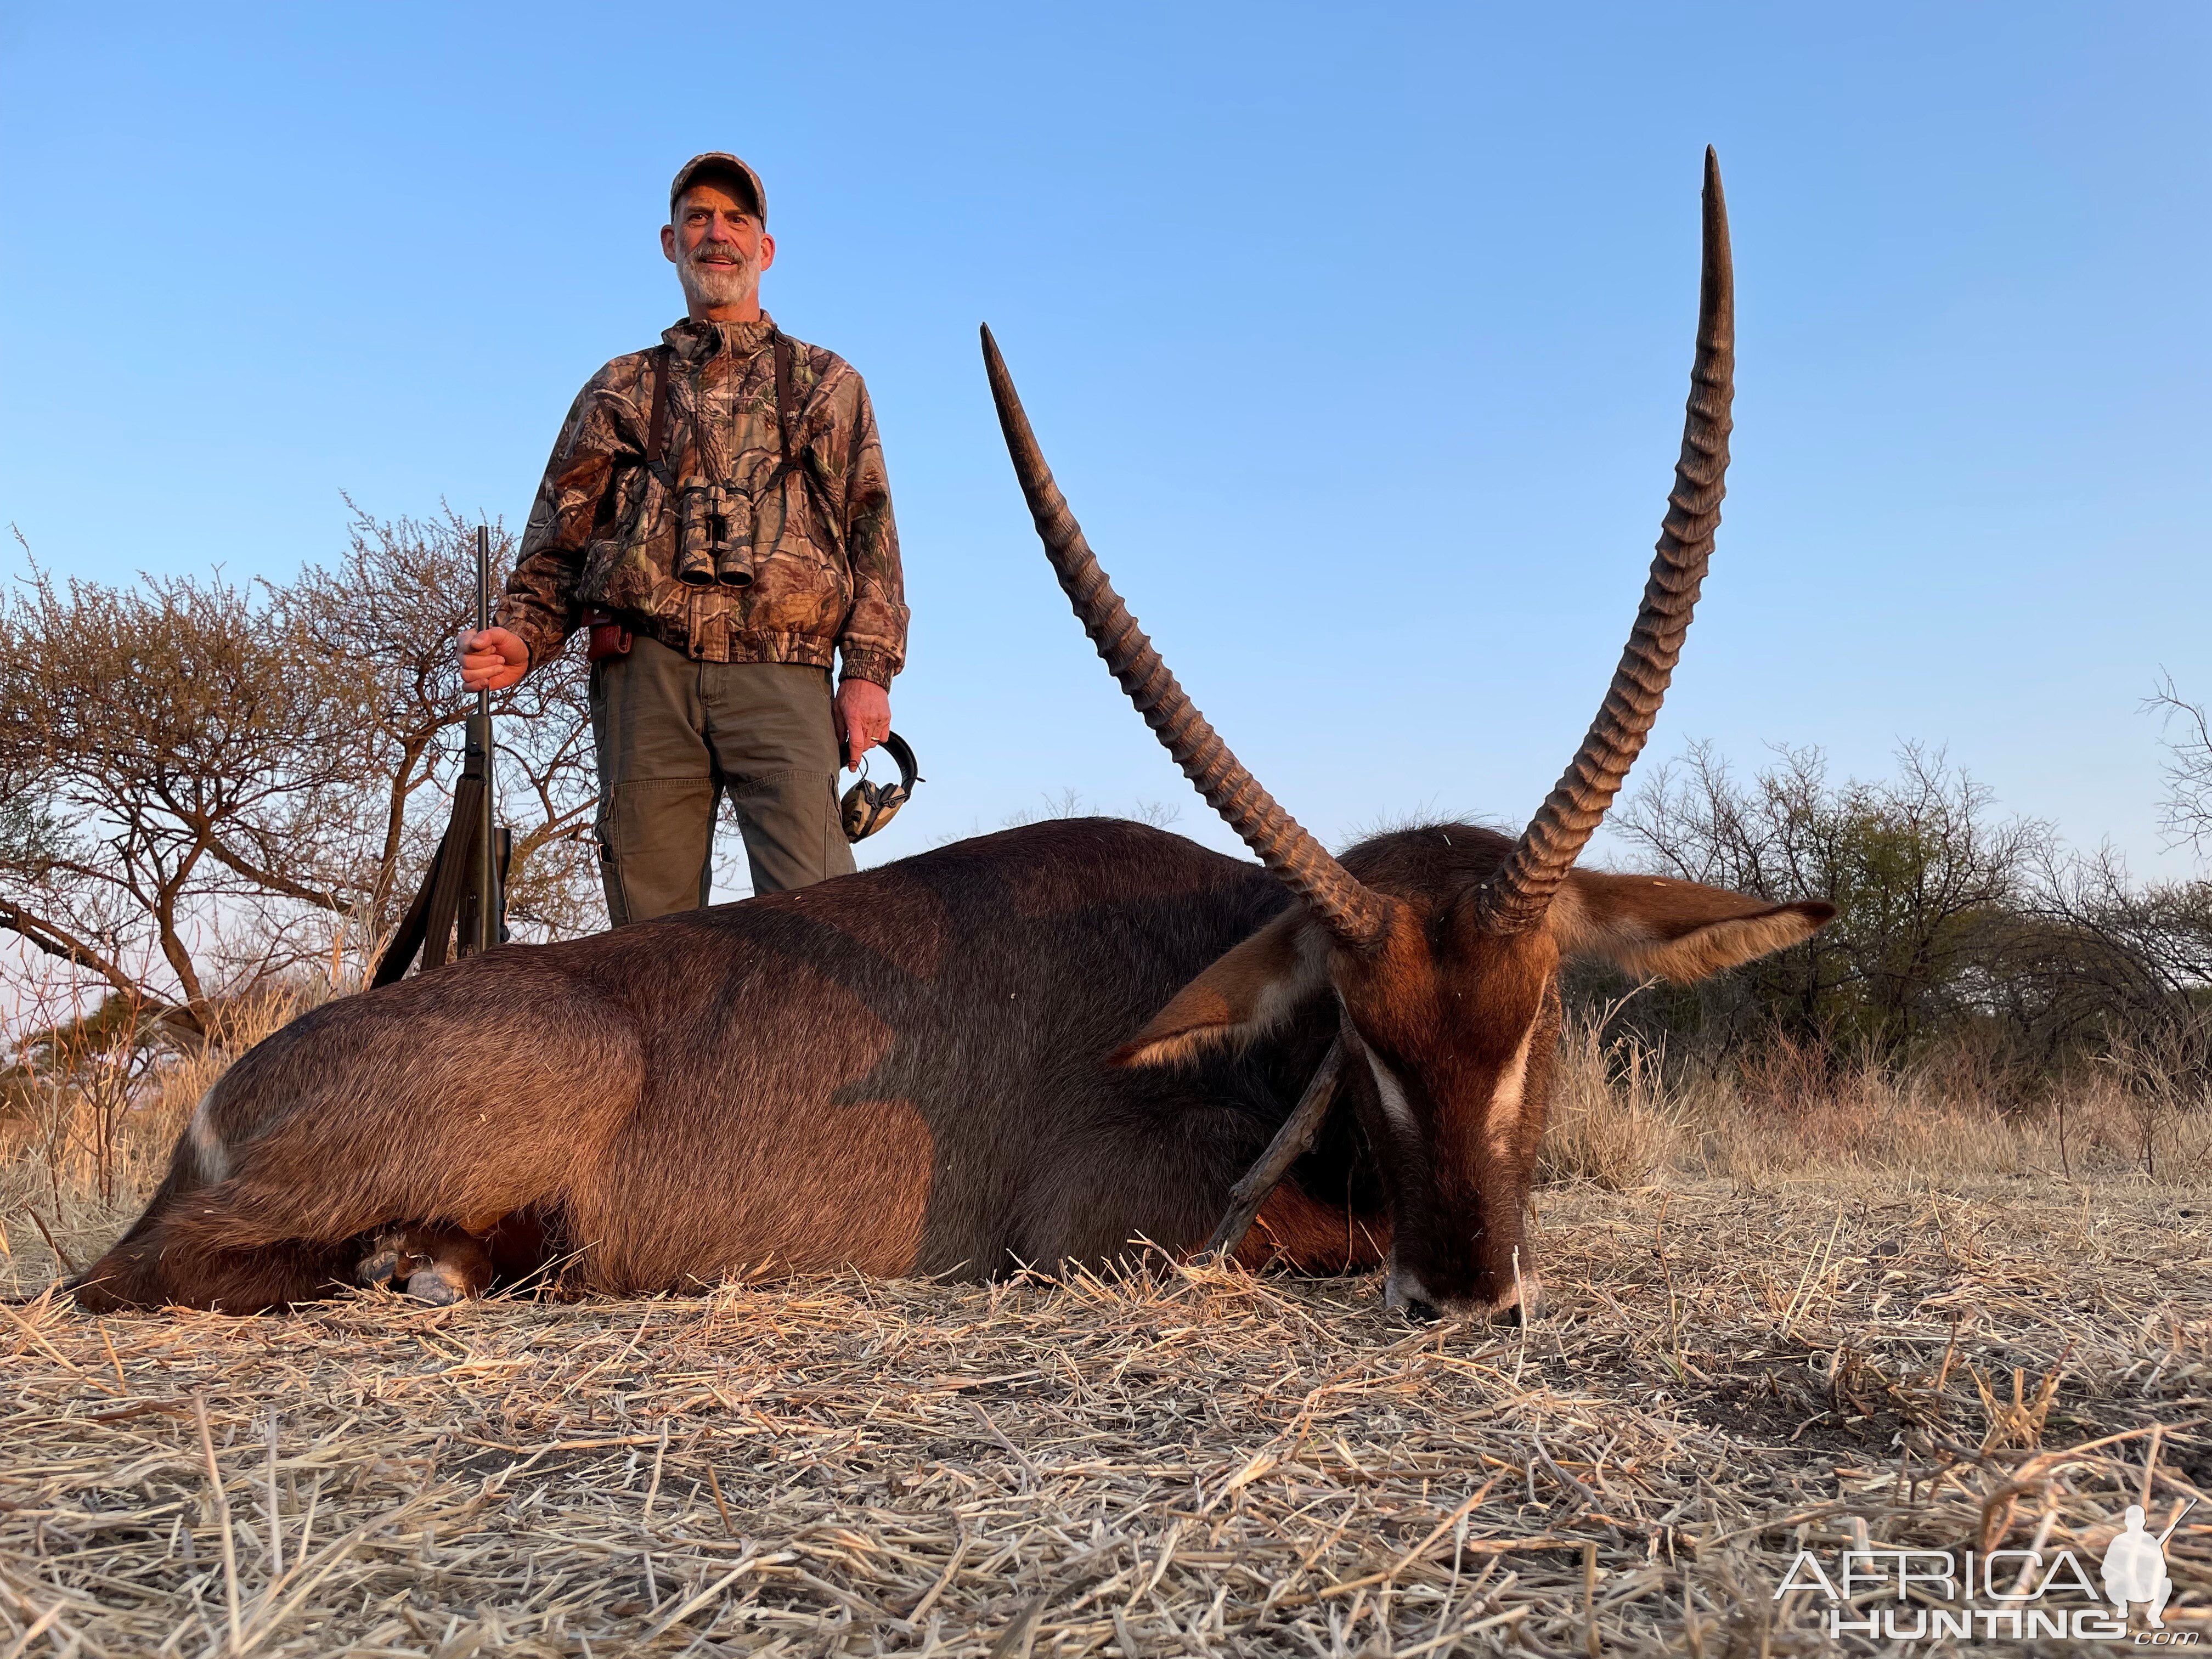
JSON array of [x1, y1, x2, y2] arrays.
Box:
[[834, 678, 891, 770], [459, 627, 529, 693]]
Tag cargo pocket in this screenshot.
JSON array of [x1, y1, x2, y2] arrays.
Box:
[[597, 778, 719, 926]]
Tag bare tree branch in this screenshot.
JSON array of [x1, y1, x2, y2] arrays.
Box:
[[2, 510, 600, 1030], [2147, 670, 2212, 856]]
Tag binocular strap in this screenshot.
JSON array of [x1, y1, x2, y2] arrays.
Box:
[[642, 335, 803, 492]]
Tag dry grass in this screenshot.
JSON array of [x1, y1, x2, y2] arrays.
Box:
[[2, 985, 316, 1252], [2, 1177, 2207, 1656], [5, 1013, 2211, 1655], [1534, 1018, 1688, 1193], [1536, 1011, 2212, 1196]]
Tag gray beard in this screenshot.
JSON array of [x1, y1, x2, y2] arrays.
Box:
[[680, 252, 758, 312]]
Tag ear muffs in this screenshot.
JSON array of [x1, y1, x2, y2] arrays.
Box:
[[840, 731, 921, 843]]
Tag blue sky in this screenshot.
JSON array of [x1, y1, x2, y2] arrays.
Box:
[[3, 3, 2207, 885]]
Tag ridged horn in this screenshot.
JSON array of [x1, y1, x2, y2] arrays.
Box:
[[1480, 147, 1735, 935], [983, 325, 1393, 950]]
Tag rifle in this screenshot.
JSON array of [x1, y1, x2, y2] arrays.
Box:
[[2158, 1497, 2198, 1548], [371, 525, 510, 984]]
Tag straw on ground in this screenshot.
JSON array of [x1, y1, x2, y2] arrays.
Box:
[[2, 1177, 2204, 1656]]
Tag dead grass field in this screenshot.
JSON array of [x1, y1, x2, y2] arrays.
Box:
[[4, 1165, 2207, 1658], [4, 1000, 2210, 1655]]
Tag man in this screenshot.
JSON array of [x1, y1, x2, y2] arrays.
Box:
[[460, 152, 907, 921]]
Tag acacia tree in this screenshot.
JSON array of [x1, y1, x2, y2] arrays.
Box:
[[1598, 738, 2212, 1075], [1, 516, 600, 1041], [2000, 845, 2212, 1060], [0, 565, 358, 1034], [1605, 742, 2048, 1060]]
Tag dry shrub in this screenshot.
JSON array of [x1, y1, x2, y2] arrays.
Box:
[[2096, 1009, 2212, 1178], [1534, 1020, 2030, 1194]]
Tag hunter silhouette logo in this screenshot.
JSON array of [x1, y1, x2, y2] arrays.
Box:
[[1772, 1497, 2200, 1643], [2103, 1500, 2193, 1630]]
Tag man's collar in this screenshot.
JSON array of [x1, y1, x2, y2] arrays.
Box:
[[663, 313, 777, 359]]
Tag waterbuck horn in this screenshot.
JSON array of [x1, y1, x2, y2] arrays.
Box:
[[983, 325, 1393, 950], [1479, 147, 1736, 935]]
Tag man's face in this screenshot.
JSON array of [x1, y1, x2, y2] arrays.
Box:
[[661, 182, 775, 318]]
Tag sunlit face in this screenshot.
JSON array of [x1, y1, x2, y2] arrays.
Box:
[[660, 180, 776, 318]]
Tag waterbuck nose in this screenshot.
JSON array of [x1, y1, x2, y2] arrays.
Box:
[[1401, 1297, 1441, 1325]]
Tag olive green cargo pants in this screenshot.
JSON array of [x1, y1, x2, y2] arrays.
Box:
[[589, 636, 855, 924]]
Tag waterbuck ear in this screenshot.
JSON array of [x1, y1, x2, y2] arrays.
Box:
[[1553, 870, 1836, 983], [1111, 909, 1331, 1068]]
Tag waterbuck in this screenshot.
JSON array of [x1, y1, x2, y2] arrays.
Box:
[[74, 149, 1830, 1321]]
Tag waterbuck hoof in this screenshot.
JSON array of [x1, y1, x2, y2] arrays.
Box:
[[354, 1227, 492, 1304], [401, 1262, 473, 1305], [356, 1240, 408, 1288]]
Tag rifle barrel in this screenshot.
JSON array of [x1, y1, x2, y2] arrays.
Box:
[[475, 524, 491, 719], [2157, 1496, 2197, 1547], [471, 524, 499, 952]]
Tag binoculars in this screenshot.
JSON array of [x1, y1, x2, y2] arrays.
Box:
[[674, 482, 755, 590]]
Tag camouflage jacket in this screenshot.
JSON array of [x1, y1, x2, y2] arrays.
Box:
[[498, 315, 908, 686]]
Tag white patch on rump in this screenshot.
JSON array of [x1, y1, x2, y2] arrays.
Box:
[[187, 1088, 228, 1183]]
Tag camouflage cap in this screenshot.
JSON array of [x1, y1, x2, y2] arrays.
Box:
[[669, 153, 767, 224]]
